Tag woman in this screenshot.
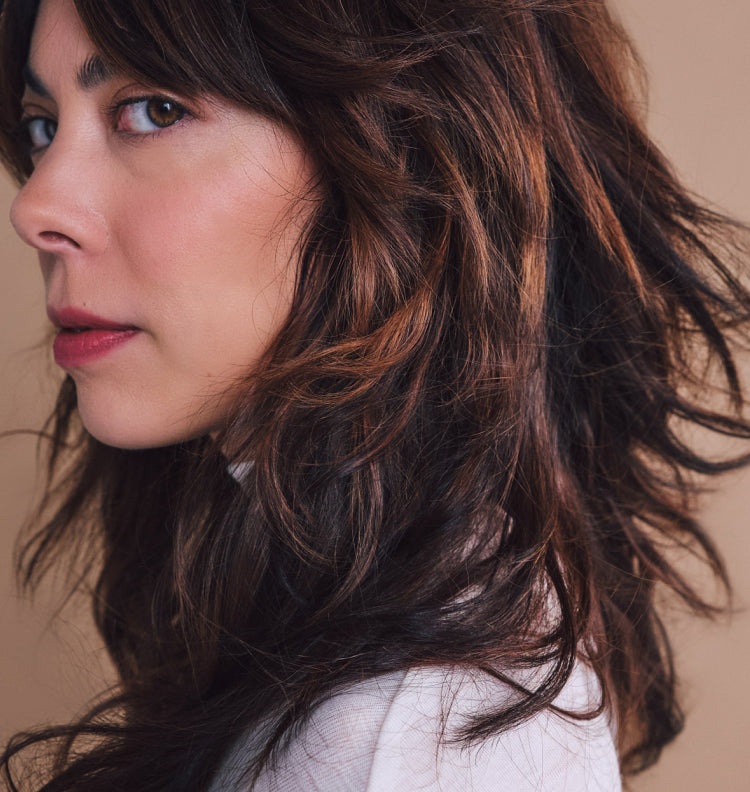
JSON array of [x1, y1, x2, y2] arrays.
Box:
[[1, 0, 748, 789]]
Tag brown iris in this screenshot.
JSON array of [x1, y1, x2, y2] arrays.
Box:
[[146, 98, 184, 128]]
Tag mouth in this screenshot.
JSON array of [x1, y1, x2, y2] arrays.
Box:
[[48, 307, 141, 367], [58, 325, 134, 334], [48, 306, 139, 333]]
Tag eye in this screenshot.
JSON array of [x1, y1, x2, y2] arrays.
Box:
[[116, 97, 187, 134], [18, 116, 58, 154]]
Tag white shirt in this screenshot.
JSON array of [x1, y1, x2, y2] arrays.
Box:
[[210, 660, 621, 791]]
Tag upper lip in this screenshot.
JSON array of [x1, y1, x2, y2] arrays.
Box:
[[47, 306, 138, 331]]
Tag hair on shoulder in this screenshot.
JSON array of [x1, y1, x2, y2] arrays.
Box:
[[2, 1, 750, 789]]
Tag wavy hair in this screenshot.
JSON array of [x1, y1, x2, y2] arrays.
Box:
[[2, 0, 750, 789]]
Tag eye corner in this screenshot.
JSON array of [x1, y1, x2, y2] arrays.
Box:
[[12, 113, 57, 157]]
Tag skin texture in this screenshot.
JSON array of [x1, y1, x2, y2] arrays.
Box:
[[10, 0, 317, 449]]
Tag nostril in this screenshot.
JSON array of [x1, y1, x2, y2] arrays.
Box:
[[39, 230, 81, 249]]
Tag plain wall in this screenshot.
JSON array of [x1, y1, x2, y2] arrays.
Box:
[[1, 1, 748, 789]]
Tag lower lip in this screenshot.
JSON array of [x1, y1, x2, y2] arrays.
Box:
[[53, 328, 140, 368]]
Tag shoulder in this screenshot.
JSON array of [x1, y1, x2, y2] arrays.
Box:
[[220, 662, 621, 792]]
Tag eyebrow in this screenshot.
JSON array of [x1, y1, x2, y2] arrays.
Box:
[[22, 54, 117, 98], [76, 54, 115, 90], [22, 63, 50, 98]]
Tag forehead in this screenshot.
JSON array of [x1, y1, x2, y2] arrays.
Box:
[[26, 0, 113, 94], [30, 0, 93, 62], [20, 0, 287, 124]]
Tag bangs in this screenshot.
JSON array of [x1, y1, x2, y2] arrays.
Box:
[[74, 0, 288, 112], [0, 0, 291, 180], [0, 0, 39, 180]]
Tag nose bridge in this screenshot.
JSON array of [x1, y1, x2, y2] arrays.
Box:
[[10, 128, 109, 254]]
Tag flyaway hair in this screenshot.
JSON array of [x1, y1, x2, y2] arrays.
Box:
[[2, 1, 750, 790]]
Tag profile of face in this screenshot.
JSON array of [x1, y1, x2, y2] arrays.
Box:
[[10, 0, 316, 449]]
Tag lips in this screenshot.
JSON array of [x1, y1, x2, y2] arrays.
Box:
[[48, 306, 140, 368]]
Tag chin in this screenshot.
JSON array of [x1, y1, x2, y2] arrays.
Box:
[[79, 412, 188, 449], [75, 390, 217, 450]]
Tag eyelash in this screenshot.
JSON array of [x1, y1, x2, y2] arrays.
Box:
[[105, 95, 191, 137], [16, 94, 192, 155], [14, 115, 56, 156]]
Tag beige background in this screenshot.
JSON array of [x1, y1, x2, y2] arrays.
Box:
[[1, 1, 748, 789]]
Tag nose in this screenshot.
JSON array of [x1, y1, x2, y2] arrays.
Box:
[[10, 137, 109, 257]]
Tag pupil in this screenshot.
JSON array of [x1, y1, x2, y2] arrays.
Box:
[[147, 99, 182, 128]]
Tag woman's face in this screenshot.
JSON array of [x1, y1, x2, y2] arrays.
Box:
[[10, 0, 316, 448]]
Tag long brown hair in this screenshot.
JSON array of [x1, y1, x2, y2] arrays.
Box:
[[2, 0, 750, 789]]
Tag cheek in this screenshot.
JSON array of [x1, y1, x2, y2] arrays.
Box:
[[111, 151, 308, 372], [118, 146, 305, 276]]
